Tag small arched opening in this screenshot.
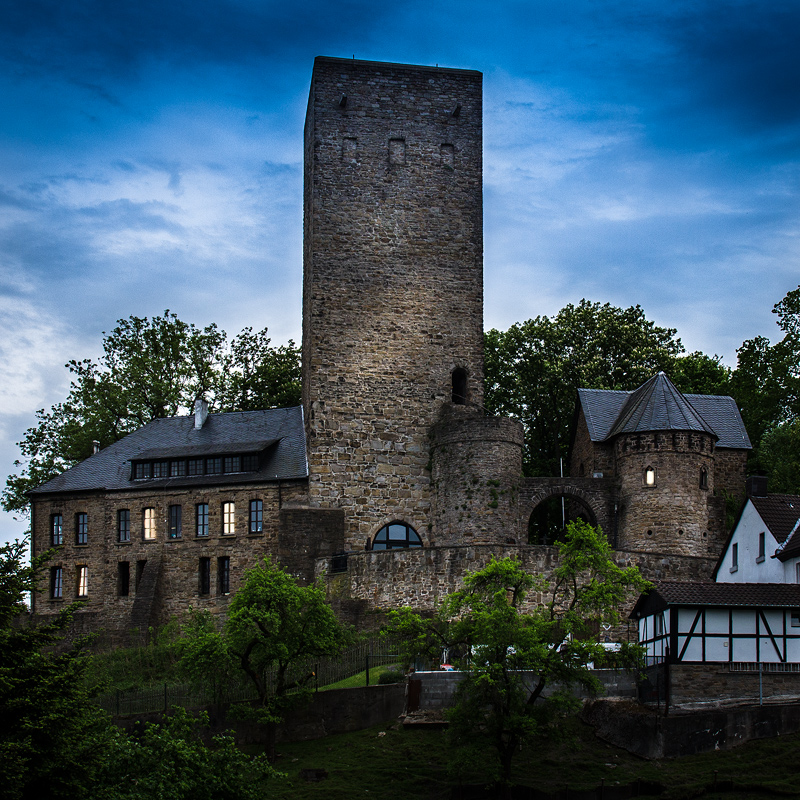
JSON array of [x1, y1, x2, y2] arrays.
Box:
[[372, 521, 423, 550]]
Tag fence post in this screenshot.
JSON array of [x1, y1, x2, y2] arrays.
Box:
[[366, 655, 370, 686]]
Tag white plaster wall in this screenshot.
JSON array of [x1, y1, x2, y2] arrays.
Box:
[[716, 501, 783, 583]]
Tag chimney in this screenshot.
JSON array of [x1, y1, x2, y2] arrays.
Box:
[[746, 475, 768, 498], [194, 397, 209, 430], [92, 440, 100, 454]]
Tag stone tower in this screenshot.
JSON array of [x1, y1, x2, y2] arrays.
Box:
[[302, 57, 485, 548]]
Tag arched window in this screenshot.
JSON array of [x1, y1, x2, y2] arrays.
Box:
[[451, 368, 468, 405], [372, 521, 423, 551]]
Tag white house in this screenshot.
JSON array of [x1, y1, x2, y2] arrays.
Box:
[[714, 481, 800, 585]]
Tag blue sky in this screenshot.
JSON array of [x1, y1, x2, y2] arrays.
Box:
[[1, 0, 799, 542]]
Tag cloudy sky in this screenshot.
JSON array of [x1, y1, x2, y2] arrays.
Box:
[[1, 0, 799, 542]]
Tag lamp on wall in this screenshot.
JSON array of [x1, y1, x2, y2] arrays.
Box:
[[645, 466, 656, 486]]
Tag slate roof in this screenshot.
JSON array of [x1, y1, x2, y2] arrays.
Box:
[[30, 406, 308, 495], [577, 373, 751, 449], [749, 494, 800, 561], [630, 581, 800, 618]]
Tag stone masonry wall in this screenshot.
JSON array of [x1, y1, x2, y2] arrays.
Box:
[[615, 431, 718, 557], [569, 410, 615, 479], [316, 544, 716, 621], [32, 480, 308, 632], [302, 58, 484, 549], [430, 408, 524, 545]]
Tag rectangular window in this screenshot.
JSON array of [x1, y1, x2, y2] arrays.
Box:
[[118, 562, 130, 597], [187, 458, 203, 476], [199, 557, 211, 595], [77, 565, 88, 597], [75, 512, 88, 545], [51, 514, 63, 546], [206, 457, 222, 475], [152, 461, 168, 478], [143, 508, 156, 540], [757, 531, 766, 562], [118, 509, 131, 542], [730, 542, 738, 572], [792, 613, 800, 628], [170, 460, 187, 477], [224, 455, 241, 473], [196, 503, 209, 537], [222, 502, 235, 535], [242, 454, 259, 472], [168, 505, 182, 539], [218, 556, 230, 595], [249, 499, 263, 534], [134, 462, 152, 480], [50, 566, 63, 599]]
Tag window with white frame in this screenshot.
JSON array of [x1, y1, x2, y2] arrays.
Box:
[[77, 565, 88, 597], [143, 508, 156, 540], [222, 502, 235, 535]]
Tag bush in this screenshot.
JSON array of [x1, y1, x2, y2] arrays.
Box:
[[378, 669, 405, 685]]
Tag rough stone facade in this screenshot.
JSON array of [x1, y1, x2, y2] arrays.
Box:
[[302, 58, 486, 549]]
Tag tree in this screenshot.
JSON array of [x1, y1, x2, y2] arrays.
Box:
[[758, 420, 800, 494], [385, 521, 648, 791], [3, 312, 301, 514], [484, 300, 725, 476], [178, 558, 351, 758]]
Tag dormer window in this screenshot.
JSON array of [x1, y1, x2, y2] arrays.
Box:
[[131, 449, 265, 481], [644, 466, 656, 486]]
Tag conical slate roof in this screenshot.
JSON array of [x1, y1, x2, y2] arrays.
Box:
[[605, 372, 717, 440]]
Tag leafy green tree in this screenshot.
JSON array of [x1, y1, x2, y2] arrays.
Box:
[[758, 420, 800, 494], [385, 521, 648, 790], [178, 558, 351, 758], [3, 312, 301, 514], [485, 300, 724, 476]]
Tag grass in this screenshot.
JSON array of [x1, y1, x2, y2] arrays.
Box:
[[258, 714, 800, 799], [317, 664, 401, 691]]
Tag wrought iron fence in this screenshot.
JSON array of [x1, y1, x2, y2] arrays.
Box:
[[95, 637, 403, 716]]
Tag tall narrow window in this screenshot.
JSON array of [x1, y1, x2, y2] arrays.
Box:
[[77, 565, 88, 597], [50, 566, 63, 599], [75, 512, 88, 545], [731, 542, 738, 572], [222, 502, 235, 536], [757, 531, 766, 562], [168, 505, 182, 539], [51, 514, 63, 546], [699, 467, 708, 490], [118, 509, 131, 542], [645, 466, 656, 486], [196, 504, 209, 537], [143, 508, 156, 540], [118, 562, 130, 597], [199, 558, 211, 595], [451, 368, 468, 405], [218, 556, 230, 595], [249, 500, 263, 534]]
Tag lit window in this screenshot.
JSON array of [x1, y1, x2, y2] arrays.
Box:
[[199, 558, 211, 595], [168, 505, 182, 539], [645, 466, 656, 486], [196, 504, 209, 537], [218, 556, 230, 595], [50, 566, 63, 599], [51, 514, 63, 546], [372, 521, 423, 551], [118, 509, 131, 542], [249, 500, 263, 534], [143, 508, 157, 540], [77, 565, 88, 597], [222, 502, 235, 535]]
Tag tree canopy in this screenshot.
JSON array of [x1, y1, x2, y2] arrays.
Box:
[[385, 520, 649, 789], [3, 311, 301, 514], [484, 300, 731, 476]]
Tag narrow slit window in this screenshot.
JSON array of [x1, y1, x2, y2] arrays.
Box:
[[77, 565, 88, 597], [199, 558, 211, 595], [218, 556, 230, 595], [451, 368, 468, 405], [118, 562, 130, 597]]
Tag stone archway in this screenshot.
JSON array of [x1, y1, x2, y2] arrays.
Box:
[[520, 478, 616, 546]]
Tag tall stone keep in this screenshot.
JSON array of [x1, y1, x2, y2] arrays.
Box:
[[302, 57, 484, 548]]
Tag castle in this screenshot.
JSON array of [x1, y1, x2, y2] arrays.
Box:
[[29, 57, 750, 636]]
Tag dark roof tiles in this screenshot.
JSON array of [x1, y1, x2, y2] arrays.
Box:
[[30, 406, 308, 495]]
